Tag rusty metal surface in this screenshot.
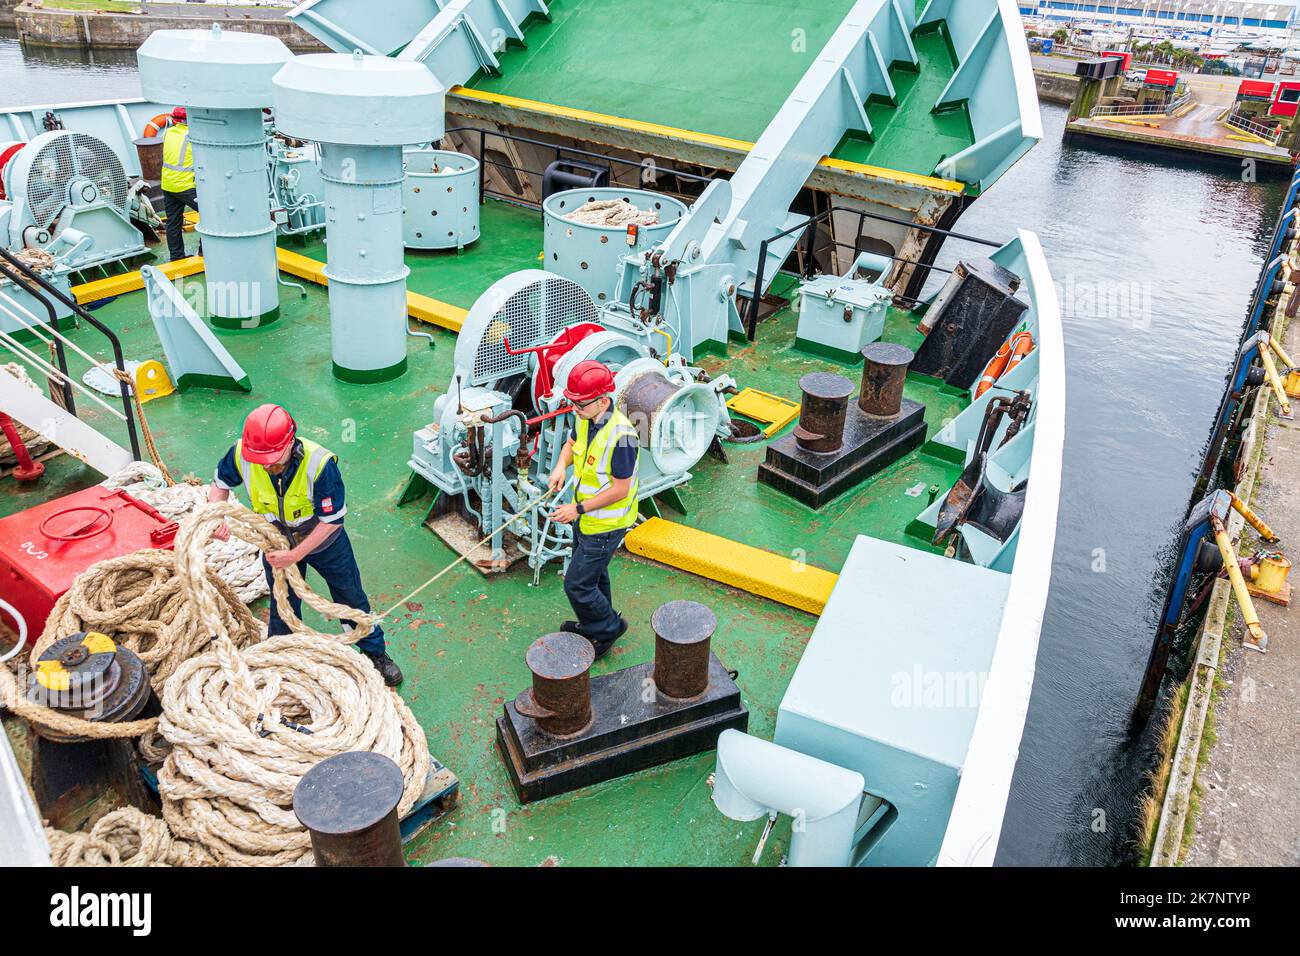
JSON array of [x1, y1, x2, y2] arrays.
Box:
[[620, 369, 679, 446], [515, 632, 595, 737], [793, 372, 854, 453], [652, 600, 717, 700], [28, 635, 152, 744], [293, 751, 406, 868], [859, 342, 913, 417]]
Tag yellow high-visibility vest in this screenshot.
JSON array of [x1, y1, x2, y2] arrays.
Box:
[[161, 124, 195, 193], [573, 409, 639, 534], [236, 437, 335, 540]]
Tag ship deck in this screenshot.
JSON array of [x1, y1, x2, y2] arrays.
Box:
[[465, 0, 973, 180], [1, 198, 971, 865]]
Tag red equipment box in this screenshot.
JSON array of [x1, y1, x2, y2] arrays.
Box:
[[0, 486, 178, 645], [1101, 50, 1133, 71], [1144, 69, 1178, 88]]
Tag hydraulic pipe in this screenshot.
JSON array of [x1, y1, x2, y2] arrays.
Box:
[[1257, 344, 1293, 417], [1211, 515, 1268, 652], [1227, 491, 1279, 543]]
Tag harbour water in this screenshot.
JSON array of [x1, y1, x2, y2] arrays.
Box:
[[1, 32, 1287, 865]]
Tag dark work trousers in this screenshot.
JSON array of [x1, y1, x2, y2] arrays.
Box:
[[263, 526, 386, 656], [563, 526, 628, 641], [162, 188, 199, 261]]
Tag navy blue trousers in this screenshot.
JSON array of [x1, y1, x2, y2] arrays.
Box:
[[563, 526, 627, 640], [263, 527, 385, 655]]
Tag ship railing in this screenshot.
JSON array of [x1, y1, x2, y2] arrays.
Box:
[[0, 248, 142, 461], [742, 205, 1005, 342], [1224, 111, 1284, 146], [1089, 91, 1191, 119], [440, 126, 717, 212]]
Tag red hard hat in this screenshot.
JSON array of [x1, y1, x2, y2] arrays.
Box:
[[563, 360, 615, 403], [171, 106, 187, 122], [241, 404, 295, 464]]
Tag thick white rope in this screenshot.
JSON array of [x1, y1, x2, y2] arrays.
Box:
[[103, 462, 267, 604], [564, 198, 660, 227], [150, 502, 429, 866]]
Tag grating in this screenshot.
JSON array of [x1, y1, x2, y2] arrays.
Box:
[[470, 275, 597, 386], [24, 133, 129, 231]]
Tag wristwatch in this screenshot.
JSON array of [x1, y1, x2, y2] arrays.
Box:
[[575, 502, 586, 516]]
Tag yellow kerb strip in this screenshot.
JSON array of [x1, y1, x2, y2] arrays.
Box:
[[72, 256, 205, 305], [449, 86, 966, 195], [275, 248, 467, 333], [625, 517, 837, 615]]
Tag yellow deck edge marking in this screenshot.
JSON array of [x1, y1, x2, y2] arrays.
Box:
[[624, 516, 837, 615], [449, 86, 965, 195], [275, 248, 466, 333], [72, 255, 205, 305]]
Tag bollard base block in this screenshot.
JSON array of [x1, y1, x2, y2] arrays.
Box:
[[758, 399, 926, 509], [496, 653, 748, 803]]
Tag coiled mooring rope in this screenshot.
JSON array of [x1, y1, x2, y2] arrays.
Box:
[[45, 806, 213, 868], [4, 502, 430, 865], [149, 501, 428, 866], [103, 462, 268, 603]]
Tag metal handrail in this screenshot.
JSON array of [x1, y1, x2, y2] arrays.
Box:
[[0, 249, 141, 460], [743, 205, 1005, 341], [441, 125, 717, 210], [1224, 111, 1283, 146], [1090, 90, 1192, 119]]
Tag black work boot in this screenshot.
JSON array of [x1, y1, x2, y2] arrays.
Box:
[[590, 616, 628, 660], [363, 650, 404, 687], [560, 620, 589, 636]]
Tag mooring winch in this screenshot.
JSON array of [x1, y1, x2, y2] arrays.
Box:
[[405, 270, 735, 581]]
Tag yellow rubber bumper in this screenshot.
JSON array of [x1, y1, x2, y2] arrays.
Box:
[[71, 255, 205, 305], [275, 248, 467, 333], [624, 517, 837, 615]]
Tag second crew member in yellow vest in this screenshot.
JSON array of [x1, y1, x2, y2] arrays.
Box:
[[160, 107, 199, 262], [208, 404, 403, 686], [548, 360, 640, 658]]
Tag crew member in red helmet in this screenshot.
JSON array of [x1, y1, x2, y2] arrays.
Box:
[[547, 360, 641, 658], [208, 404, 402, 686]]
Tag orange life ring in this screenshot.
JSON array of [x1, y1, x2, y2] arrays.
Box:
[[975, 341, 1013, 398], [142, 113, 174, 139], [974, 329, 1034, 398], [1004, 329, 1035, 373]]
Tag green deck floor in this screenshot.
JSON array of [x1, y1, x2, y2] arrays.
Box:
[[1, 199, 967, 865], [466, 0, 972, 179]]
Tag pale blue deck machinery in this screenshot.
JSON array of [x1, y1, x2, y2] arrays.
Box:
[[137, 27, 292, 329], [272, 53, 444, 383]]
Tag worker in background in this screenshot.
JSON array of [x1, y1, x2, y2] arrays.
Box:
[[160, 106, 199, 262], [548, 360, 640, 658], [209, 404, 403, 686]]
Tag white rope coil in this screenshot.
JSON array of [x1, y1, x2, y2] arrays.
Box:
[[147, 502, 429, 866], [103, 462, 267, 603], [564, 198, 660, 227], [45, 806, 213, 867]]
